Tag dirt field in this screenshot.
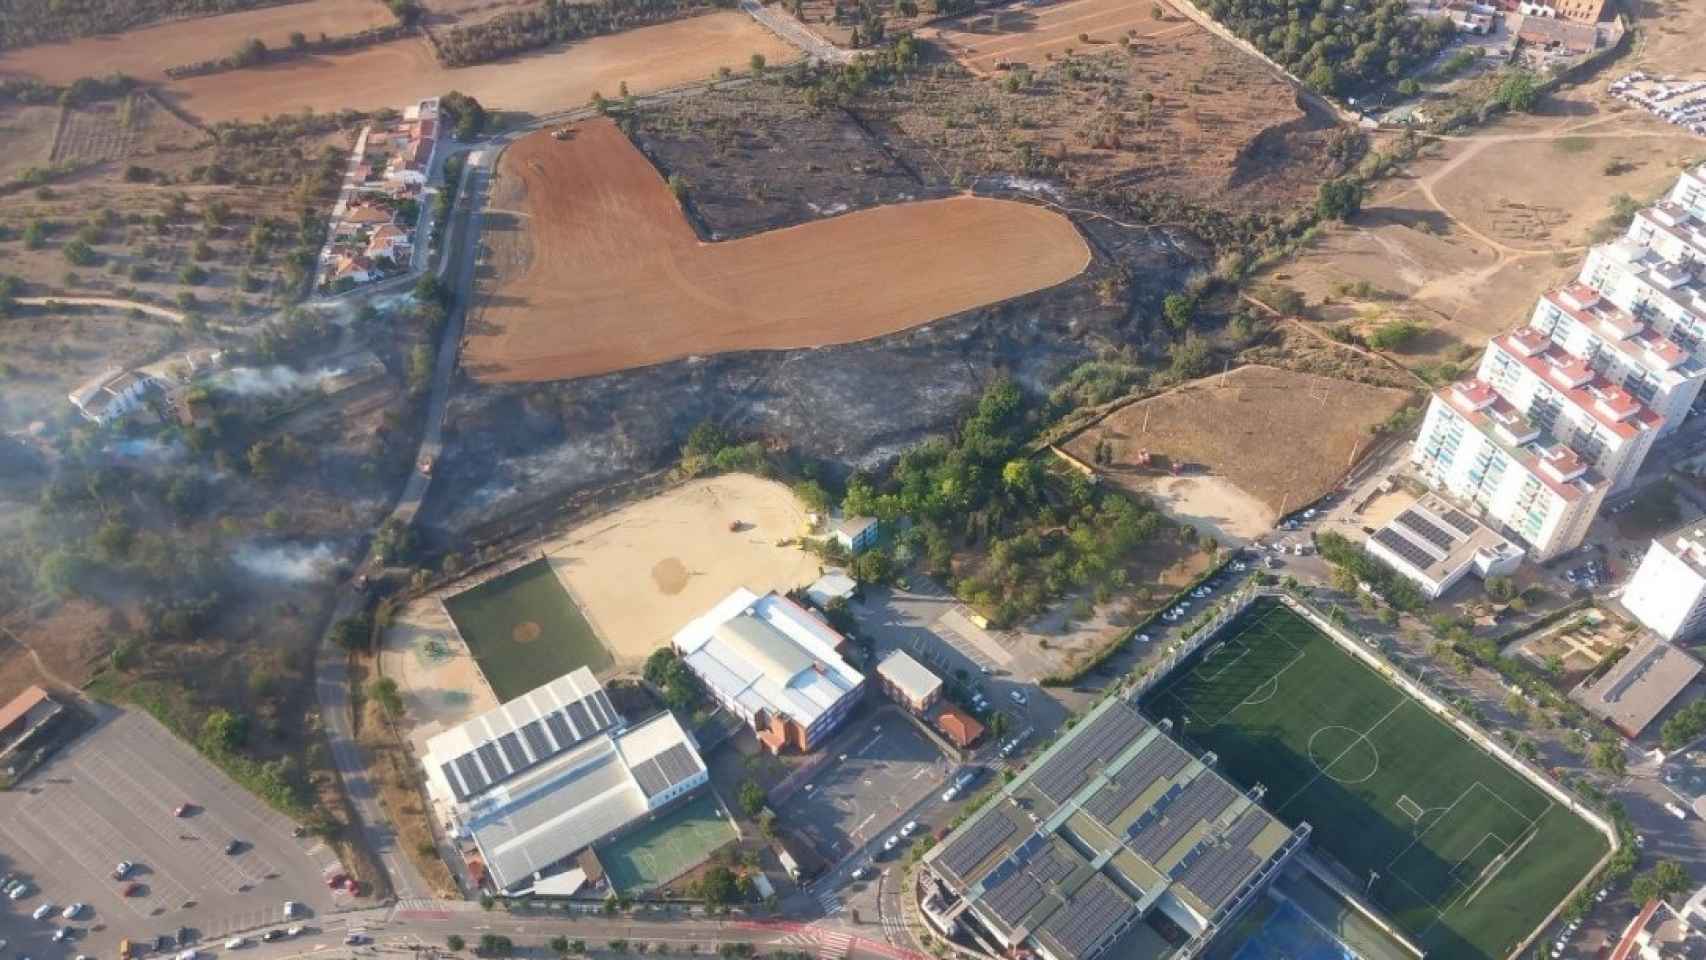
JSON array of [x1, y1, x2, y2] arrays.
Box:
[[1067, 364, 1414, 526], [0, 102, 60, 180], [380, 593, 500, 756], [0, 0, 397, 83], [465, 119, 1089, 382], [923, 0, 1195, 76], [541, 474, 821, 667], [162, 12, 796, 123]]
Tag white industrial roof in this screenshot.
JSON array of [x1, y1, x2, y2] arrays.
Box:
[[672, 588, 863, 730], [460, 710, 705, 891], [877, 649, 943, 704], [423, 667, 618, 801]]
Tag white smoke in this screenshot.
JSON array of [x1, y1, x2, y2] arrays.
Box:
[[106, 437, 185, 462], [233, 542, 339, 582], [215, 365, 347, 397]]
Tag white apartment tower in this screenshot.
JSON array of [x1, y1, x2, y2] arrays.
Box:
[[1411, 379, 1607, 561], [1622, 528, 1706, 642], [1526, 283, 1703, 434]]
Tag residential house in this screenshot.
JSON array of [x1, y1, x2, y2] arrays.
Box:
[[933, 704, 985, 749], [68, 367, 152, 425], [834, 516, 881, 554]]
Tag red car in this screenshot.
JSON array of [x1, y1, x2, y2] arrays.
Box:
[[326, 873, 348, 890], [122, 882, 143, 897]]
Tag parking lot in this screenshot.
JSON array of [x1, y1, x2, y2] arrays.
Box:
[[0, 708, 346, 960], [776, 715, 951, 868]]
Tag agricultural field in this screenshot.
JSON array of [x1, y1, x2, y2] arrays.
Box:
[[1143, 600, 1610, 960], [1066, 364, 1413, 537], [0, 102, 62, 182], [164, 11, 795, 123], [464, 118, 1089, 382], [0, 0, 398, 82], [866, 11, 1354, 211]]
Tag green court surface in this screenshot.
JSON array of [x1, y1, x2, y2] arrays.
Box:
[[600, 793, 738, 893], [443, 557, 612, 700], [1142, 599, 1608, 960]]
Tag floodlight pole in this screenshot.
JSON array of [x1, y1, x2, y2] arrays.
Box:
[[1368, 870, 1379, 893]]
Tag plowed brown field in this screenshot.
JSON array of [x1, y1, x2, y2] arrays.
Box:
[[464, 119, 1091, 382], [924, 0, 1195, 75], [160, 12, 794, 123], [0, 0, 395, 83]]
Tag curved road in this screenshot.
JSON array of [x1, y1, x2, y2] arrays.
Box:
[[312, 148, 493, 901]]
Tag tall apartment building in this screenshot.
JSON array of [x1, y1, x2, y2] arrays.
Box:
[[1478, 328, 1663, 492], [1621, 528, 1706, 642], [1526, 284, 1703, 434], [1669, 163, 1706, 221], [1411, 379, 1607, 561], [1579, 240, 1706, 350]]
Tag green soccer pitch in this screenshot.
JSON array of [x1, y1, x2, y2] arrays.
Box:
[[1142, 598, 1608, 960]]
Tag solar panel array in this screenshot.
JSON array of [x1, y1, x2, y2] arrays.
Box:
[[938, 809, 1020, 882], [1396, 509, 1457, 550], [629, 743, 702, 799], [1129, 775, 1236, 864], [1371, 527, 1437, 571], [982, 842, 1079, 925], [437, 685, 619, 801], [1083, 737, 1190, 828], [1038, 875, 1136, 960], [1031, 704, 1148, 804], [1176, 809, 1269, 911], [1442, 508, 1481, 536]]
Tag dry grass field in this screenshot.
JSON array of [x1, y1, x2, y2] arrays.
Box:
[[464, 118, 1089, 382], [1067, 364, 1413, 525], [0, 102, 61, 180], [163, 12, 795, 123], [0, 0, 397, 83], [923, 0, 1195, 75]]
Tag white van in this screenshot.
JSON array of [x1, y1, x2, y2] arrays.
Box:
[[1666, 801, 1689, 820], [176, 949, 199, 960]]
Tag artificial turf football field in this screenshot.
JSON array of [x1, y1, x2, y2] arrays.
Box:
[[1142, 599, 1607, 960]]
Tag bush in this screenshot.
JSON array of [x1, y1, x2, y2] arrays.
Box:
[[448, 936, 466, 951], [737, 779, 766, 818], [478, 934, 513, 957], [1316, 178, 1364, 221]]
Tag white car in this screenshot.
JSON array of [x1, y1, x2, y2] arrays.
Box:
[[1136, 633, 1151, 644], [884, 835, 900, 852], [850, 866, 868, 881], [901, 820, 918, 838], [285, 927, 305, 938], [1009, 690, 1028, 706], [30, 905, 52, 921], [50, 931, 67, 944], [283, 900, 303, 918], [942, 786, 959, 803], [225, 938, 246, 949], [61, 904, 83, 920]]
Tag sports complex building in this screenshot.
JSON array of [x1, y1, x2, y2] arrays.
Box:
[[921, 697, 1310, 960], [422, 667, 709, 893]]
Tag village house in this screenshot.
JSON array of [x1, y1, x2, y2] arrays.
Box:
[[67, 367, 153, 425]]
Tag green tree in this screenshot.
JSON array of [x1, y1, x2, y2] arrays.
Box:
[[330, 613, 372, 651], [201, 709, 249, 753], [749, 53, 767, 75], [1494, 70, 1540, 112], [62, 238, 96, 266], [447, 936, 466, 951], [737, 779, 766, 818], [1316, 178, 1364, 222], [370, 677, 404, 718], [1162, 293, 1194, 333], [1630, 860, 1690, 905], [1397, 77, 1421, 96], [1590, 741, 1626, 776]]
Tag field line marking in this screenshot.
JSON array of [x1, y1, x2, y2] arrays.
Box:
[[1275, 696, 1407, 815], [1455, 818, 1541, 912], [1471, 776, 1544, 830]]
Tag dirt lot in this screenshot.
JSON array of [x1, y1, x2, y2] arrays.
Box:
[[163, 12, 796, 123], [379, 594, 499, 755], [1067, 364, 1414, 527], [0, 0, 397, 83], [869, 12, 1349, 211], [923, 0, 1195, 76], [465, 118, 1089, 382], [0, 309, 185, 433]]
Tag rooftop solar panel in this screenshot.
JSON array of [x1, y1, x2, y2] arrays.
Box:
[[520, 720, 553, 760], [1084, 738, 1190, 827], [498, 732, 531, 771], [1032, 704, 1147, 804], [441, 762, 470, 801], [1443, 508, 1481, 536], [544, 712, 574, 749], [1129, 775, 1236, 863], [982, 843, 1079, 925], [455, 754, 489, 795], [564, 700, 595, 738], [938, 811, 1019, 881], [1039, 875, 1135, 959], [1396, 509, 1457, 550], [1177, 810, 1271, 912], [631, 758, 669, 797], [592, 690, 620, 729], [1372, 527, 1437, 570], [653, 743, 699, 786], [476, 742, 509, 781]]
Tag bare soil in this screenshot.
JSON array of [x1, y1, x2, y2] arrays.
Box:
[[464, 119, 1089, 382], [922, 0, 1192, 76], [1067, 363, 1414, 520], [0, 0, 398, 83], [0, 102, 61, 181], [161, 12, 797, 123]]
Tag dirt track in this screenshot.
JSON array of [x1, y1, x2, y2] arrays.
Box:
[[160, 12, 795, 123], [465, 119, 1090, 382]]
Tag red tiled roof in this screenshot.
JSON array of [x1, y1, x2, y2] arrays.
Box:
[[0, 686, 53, 732], [934, 705, 985, 748], [1491, 333, 1664, 438]]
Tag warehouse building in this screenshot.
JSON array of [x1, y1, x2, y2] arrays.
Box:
[[672, 587, 865, 754], [422, 668, 709, 893], [922, 697, 1308, 960], [1570, 634, 1703, 738]]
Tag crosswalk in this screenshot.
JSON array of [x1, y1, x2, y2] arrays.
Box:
[[815, 888, 843, 917], [772, 929, 853, 958]]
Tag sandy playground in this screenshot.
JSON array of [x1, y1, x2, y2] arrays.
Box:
[[463, 119, 1090, 382], [381, 593, 501, 755], [541, 474, 823, 667]]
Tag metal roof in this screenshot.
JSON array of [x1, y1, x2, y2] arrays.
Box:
[[425, 667, 615, 801]]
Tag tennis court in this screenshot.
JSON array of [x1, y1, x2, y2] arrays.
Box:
[[599, 792, 738, 893], [443, 557, 612, 700], [1142, 599, 1608, 960]]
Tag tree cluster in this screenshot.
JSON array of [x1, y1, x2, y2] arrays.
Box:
[[643, 647, 706, 714], [1315, 530, 1426, 611], [1199, 0, 1454, 97], [434, 0, 729, 67]]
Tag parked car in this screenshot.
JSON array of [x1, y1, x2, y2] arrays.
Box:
[[62, 904, 83, 920], [114, 861, 134, 880], [343, 934, 367, 947], [223, 840, 243, 856], [123, 883, 143, 898], [884, 835, 900, 853], [224, 938, 246, 949], [1009, 690, 1028, 706], [261, 931, 285, 944], [850, 866, 868, 882], [941, 785, 960, 803], [283, 901, 303, 918], [901, 820, 919, 838], [285, 927, 304, 939], [30, 905, 53, 922]]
